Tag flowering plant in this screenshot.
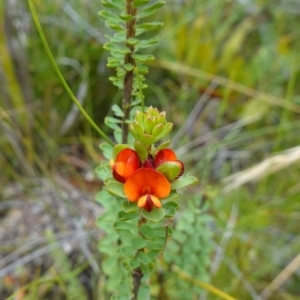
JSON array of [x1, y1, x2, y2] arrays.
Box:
[[96, 106, 197, 298], [27, 0, 222, 298]]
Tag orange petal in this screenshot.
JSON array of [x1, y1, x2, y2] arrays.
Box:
[[138, 194, 161, 212], [155, 149, 177, 167], [124, 150, 141, 179], [113, 162, 126, 183], [113, 149, 141, 183], [124, 168, 171, 202]]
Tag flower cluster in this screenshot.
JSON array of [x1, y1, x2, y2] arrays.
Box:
[[110, 107, 184, 212]]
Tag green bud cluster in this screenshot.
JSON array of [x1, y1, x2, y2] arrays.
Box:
[[129, 107, 173, 148]]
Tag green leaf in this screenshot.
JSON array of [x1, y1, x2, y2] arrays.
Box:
[[132, 53, 155, 62], [118, 210, 139, 221], [136, 37, 159, 49], [105, 116, 122, 123], [123, 201, 139, 213], [112, 104, 125, 117], [95, 189, 113, 207], [139, 224, 156, 239], [99, 142, 113, 160], [126, 38, 138, 45], [105, 116, 122, 130], [107, 181, 126, 198], [170, 176, 198, 189], [138, 284, 150, 299], [117, 246, 136, 256], [130, 259, 140, 269], [132, 237, 147, 249], [114, 221, 133, 231], [135, 65, 148, 74], [138, 1, 165, 19], [124, 63, 135, 71], [106, 60, 120, 68], [133, 0, 150, 7], [136, 22, 163, 34], [164, 201, 179, 217], [146, 240, 164, 250], [117, 229, 136, 239], [154, 226, 168, 237], [99, 10, 121, 22], [119, 13, 133, 21], [113, 130, 122, 144], [146, 250, 160, 260], [102, 0, 123, 9], [117, 67, 126, 77], [140, 263, 150, 274], [163, 190, 179, 201], [106, 21, 124, 31], [95, 163, 111, 181], [141, 207, 165, 222], [137, 252, 151, 264]]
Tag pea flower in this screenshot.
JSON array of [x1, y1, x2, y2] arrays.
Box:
[[124, 168, 171, 212], [112, 149, 141, 183], [155, 149, 184, 181]]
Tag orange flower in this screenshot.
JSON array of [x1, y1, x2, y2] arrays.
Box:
[[124, 168, 171, 212], [112, 149, 141, 183], [155, 149, 184, 178]]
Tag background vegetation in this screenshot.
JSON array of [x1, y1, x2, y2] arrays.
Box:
[[1, 0, 300, 299]]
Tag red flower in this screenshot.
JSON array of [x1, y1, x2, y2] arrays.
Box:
[[155, 149, 184, 179], [112, 149, 141, 183], [124, 168, 171, 212]]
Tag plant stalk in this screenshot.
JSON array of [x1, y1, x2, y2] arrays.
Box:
[[131, 216, 146, 299], [122, 0, 137, 143]]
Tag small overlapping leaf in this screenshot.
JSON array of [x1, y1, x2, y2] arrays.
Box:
[[170, 176, 198, 189], [141, 207, 165, 222]]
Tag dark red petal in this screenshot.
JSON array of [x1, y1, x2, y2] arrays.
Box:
[[112, 163, 126, 183], [175, 160, 184, 178], [142, 154, 156, 169]]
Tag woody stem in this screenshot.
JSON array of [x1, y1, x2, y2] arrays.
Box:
[[122, 0, 137, 143], [132, 216, 146, 300]]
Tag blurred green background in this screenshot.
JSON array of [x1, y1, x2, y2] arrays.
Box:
[[1, 0, 300, 299]]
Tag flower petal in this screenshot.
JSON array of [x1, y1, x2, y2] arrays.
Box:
[[124, 168, 171, 202], [113, 149, 141, 183], [142, 154, 155, 169], [155, 149, 177, 167], [138, 194, 162, 212]]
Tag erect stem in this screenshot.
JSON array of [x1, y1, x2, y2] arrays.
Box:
[[122, 0, 137, 143], [131, 216, 146, 299], [132, 267, 143, 300]]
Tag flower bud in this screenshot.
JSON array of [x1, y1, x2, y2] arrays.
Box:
[[156, 161, 183, 181], [144, 116, 156, 135], [135, 110, 145, 129], [151, 123, 164, 138], [154, 122, 173, 142]]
